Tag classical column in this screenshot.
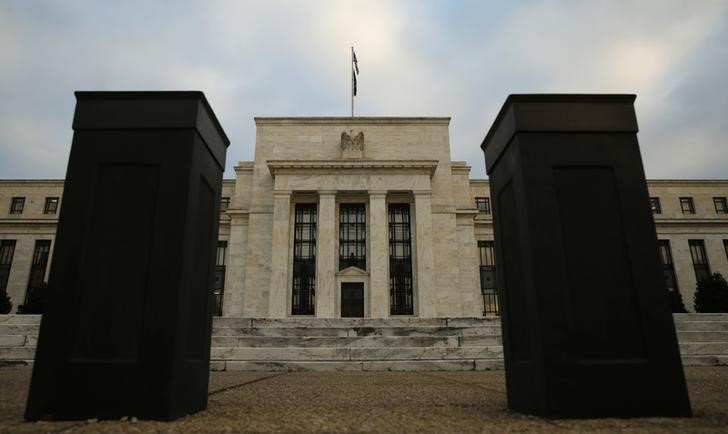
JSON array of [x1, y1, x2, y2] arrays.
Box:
[[414, 190, 436, 317], [268, 190, 291, 318], [368, 190, 389, 318], [222, 212, 248, 316], [316, 191, 337, 317]]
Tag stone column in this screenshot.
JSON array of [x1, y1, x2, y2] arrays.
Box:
[[222, 212, 248, 317], [316, 191, 337, 318], [414, 190, 436, 317], [369, 190, 389, 318], [268, 190, 291, 318]]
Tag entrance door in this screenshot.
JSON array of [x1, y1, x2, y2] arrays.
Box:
[[341, 282, 364, 317]]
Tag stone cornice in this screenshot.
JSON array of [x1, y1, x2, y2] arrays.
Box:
[[647, 179, 728, 186], [255, 117, 450, 126], [0, 218, 59, 224], [654, 219, 728, 227], [267, 160, 439, 178]]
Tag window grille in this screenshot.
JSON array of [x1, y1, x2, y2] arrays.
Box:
[[10, 197, 24, 214], [688, 240, 710, 282], [292, 203, 316, 315], [339, 204, 366, 270], [0, 240, 16, 294], [389, 203, 413, 315], [680, 197, 695, 214], [714, 197, 727, 214], [43, 197, 59, 214], [658, 240, 679, 293], [649, 197, 661, 214], [212, 240, 227, 316], [25, 240, 51, 304], [475, 197, 491, 214], [220, 197, 230, 212], [478, 240, 499, 316]]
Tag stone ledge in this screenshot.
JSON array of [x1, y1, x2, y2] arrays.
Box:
[[267, 159, 439, 178]]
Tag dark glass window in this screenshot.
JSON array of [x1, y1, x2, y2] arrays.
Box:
[[658, 240, 679, 293], [475, 197, 491, 214], [389, 203, 413, 315], [650, 197, 661, 214], [688, 240, 710, 282], [680, 197, 695, 214], [43, 197, 59, 214], [339, 204, 366, 270], [220, 197, 230, 212], [714, 197, 727, 214], [0, 240, 17, 294], [478, 240, 499, 316], [724, 239, 728, 262], [212, 240, 227, 316], [292, 203, 316, 315], [25, 240, 51, 304], [10, 197, 24, 214]]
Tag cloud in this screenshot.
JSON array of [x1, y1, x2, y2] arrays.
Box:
[[1, 0, 727, 180]]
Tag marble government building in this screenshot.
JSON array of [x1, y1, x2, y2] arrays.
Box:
[[1, 117, 728, 317]]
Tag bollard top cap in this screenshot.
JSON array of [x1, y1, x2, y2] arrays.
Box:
[[480, 94, 638, 174], [74, 91, 229, 143], [73, 91, 230, 169]]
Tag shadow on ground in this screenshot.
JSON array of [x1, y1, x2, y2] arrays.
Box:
[[1, 366, 727, 433]]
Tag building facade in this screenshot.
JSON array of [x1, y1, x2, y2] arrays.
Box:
[[1, 117, 728, 316]]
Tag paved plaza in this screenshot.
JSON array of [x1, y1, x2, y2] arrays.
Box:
[[1, 365, 728, 433]]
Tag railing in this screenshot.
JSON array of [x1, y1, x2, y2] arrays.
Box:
[[482, 291, 500, 316]]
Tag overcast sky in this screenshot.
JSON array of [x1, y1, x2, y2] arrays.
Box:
[[1, 0, 727, 180]]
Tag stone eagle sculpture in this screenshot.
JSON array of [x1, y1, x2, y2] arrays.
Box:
[[341, 131, 364, 151]]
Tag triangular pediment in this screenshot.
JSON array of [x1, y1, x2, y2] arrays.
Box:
[[336, 266, 369, 277]]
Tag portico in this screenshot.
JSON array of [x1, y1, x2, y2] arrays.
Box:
[[221, 117, 483, 319], [263, 160, 438, 318]]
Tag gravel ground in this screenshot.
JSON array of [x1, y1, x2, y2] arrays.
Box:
[[1, 366, 727, 433]]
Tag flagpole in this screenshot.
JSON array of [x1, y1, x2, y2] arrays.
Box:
[[351, 46, 354, 117]]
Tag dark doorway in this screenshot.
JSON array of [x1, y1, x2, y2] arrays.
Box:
[[341, 282, 364, 317]]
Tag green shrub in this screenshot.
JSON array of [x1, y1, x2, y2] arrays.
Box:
[[0, 290, 11, 314], [668, 288, 688, 313], [694, 273, 728, 313], [17, 282, 47, 314]]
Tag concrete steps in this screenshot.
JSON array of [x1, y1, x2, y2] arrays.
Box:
[[674, 313, 728, 366], [210, 317, 503, 371], [3, 313, 728, 371]]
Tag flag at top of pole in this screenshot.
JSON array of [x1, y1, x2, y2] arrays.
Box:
[[351, 46, 359, 116]]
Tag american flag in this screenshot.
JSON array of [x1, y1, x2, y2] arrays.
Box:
[[352, 48, 359, 96]]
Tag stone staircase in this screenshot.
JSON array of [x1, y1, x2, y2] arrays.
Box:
[[209, 317, 503, 371], [674, 313, 728, 366], [2, 314, 728, 371]]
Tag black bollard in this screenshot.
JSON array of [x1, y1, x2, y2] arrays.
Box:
[[481, 94, 691, 418], [25, 91, 229, 421]]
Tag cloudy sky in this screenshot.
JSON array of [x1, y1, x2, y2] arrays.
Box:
[[1, 0, 727, 180]]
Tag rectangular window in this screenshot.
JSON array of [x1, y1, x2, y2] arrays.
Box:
[[714, 197, 728, 214], [43, 197, 59, 214], [0, 240, 17, 294], [650, 197, 661, 214], [680, 197, 695, 214], [478, 240, 499, 316], [689, 240, 711, 282], [339, 204, 366, 270], [220, 197, 230, 212], [25, 240, 51, 304], [389, 203, 413, 315], [212, 240, 227, 316], [10, 197, 25, 214], [475, 197, 491, 214], [658, 240, 679, 293], [724, 239, 728, 262], [292, 203, 316, 315]]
